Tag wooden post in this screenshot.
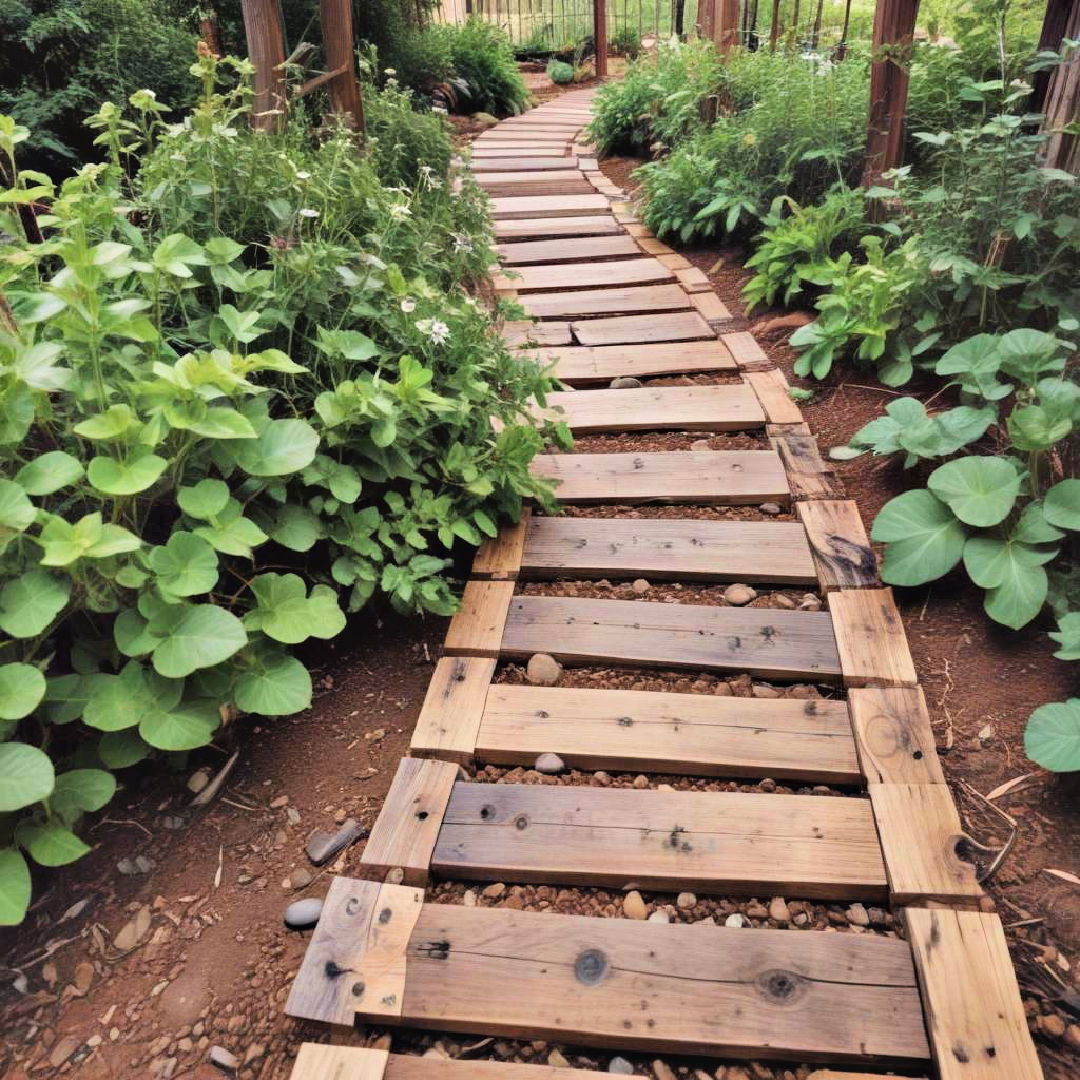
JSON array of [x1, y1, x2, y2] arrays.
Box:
[[1032, 0, 1074, 111], [594, 0, 608, 76], [713, 0, 741, 53], [241, 0, 287, 132], [768, 0, 781, 49], [1040, 0, 1079, 173], [862, 0, 921, 187], [319, 0, 365, 131]]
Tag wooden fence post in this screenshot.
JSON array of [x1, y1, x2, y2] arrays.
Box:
[[319, 0, 365, 131], [768, 0, 781, 49], [862, 0, 921, 187], [713, 0, 741, 54], [241, 0, 287, 132], [1039, 0, 1079, 173], [594, 0, 608, 77]]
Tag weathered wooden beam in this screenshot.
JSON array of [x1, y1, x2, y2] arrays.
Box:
[[594, 0, 608, 77], [319, 0, 364, 130], [241, 0, 287, 132]]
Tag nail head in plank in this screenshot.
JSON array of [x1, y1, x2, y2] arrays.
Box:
[[472, 510, 531, 580], [489, 194, 611, 219], [433, 783, 886, 900], [520, 516, 816, 584], [510, 258, 676, 293], [796, 501, 880, 591], [292, 1044, 390, 1080], [571, 310, 715, 346], [533, 340, 736, 383], [720, 330, 773, 369], [519, 283, 691, 319], [494, 216, 623, 241], [529, 451, 790, 505], [744, 368, 804, 425], [285, 878, 423, 1024], [396, 904, 929, 1063], [905, 908, 1042, 1079], [869, 783, 982, 905], [847, 686, 946, 785], [443, 579, 516, 658], [828, 589, 918, 688], [770, 434, 844, 501], [501, 595, 841, 680], [410, 657, 496, 766], [478, 683, 860, 782], [360, 758, 459, 886], [497, 234, 640, 265]]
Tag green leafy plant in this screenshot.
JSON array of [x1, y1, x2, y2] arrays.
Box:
[[427, 18, 528, 117], [546, 59, 575, 86]]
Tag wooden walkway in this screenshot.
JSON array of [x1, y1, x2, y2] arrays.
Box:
[[286, 91, 1043, 1080]]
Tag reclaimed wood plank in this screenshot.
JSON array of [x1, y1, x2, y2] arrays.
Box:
[[905, 908, 1042, 1079], [292, 1045, 389, 1080], [496, 235, 640, 265], [689, 292, 734, 324], [443, 580, 516, 658], [675, 266, 712, 292], [502, 321, 573, 347], [828, 589, 918, 688], [721, 331, 773, 369], [796, 501, 880, 591], [532, 384, 765, 433], [433, 783, 886, 900], [471, 157, 580, 170], [529, 451, 789, 505], [490, 195, 611, 219], [504, 258, 675, 293], [519, 284, 691, 319], [482, 180, 596, 199], [532, 340, 737, 383], [471, 510, 530, 580], [360, 758, 459, 886], [409, 657, 496, 766], [744, 368, 804, 425], [869, 783, 982, 905], [494, 216, 623, 240], [519, 516, 816, 584], [770, 434, 843, 500], [477, 683, 861, 782], [472, 144, 573, 154], [571, 311, 715, 346], [501, 595, 842, 680], [847, 686, 946, 785], [388, 1055, 600, 1080]]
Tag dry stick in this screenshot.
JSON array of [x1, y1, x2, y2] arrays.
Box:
[[956, 778, 1019, 885]]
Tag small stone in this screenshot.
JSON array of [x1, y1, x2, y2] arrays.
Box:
[[759, 502, 782, 515], [676, 892, 696, 910], [134, 855, 156, 874], [187, 768, 211, 794], [846, 903, 870, 927], [162, 814, 185, 830], [535, 753, 565, 775], [209, 1045, 240, 1072], [609, 1057, 635, 1075], [284, 897, 324, 930], [751, 685, 780, 698], [483, 882, 506, 899], [773, 594, 796, 609], [652, 1060, 677, 1080], [631, 578, 651, 594], [798, 594, 822, 611], [113, 905, 152, 951], [288, 867, 313, 890], [746, 900, 769, 919], [73, 962, 94, 993], [690, 439, 712, 451], [768, 897, 790, 924], [648, 909, 670, 923], [270, 795, 289, 809], [1064, 1023, 1080, 1051], [724, 913, 744, 928], [1037, 1013, 1066, 1038], [723, 583, 757, 606], [305, 818, 366, 866], [793, 911, 810, 926], [609, 377, 643, 389], [49, 1036, 80, 1068], [632, 774, 649, 789], [117, 857, 139, 876], [244, 1043, 265, 1065], [463, 889, 478, 906], [526, 653, 562, 686], [548, 1049, 569, 1067], [623, 891, 648, 920], [286, 806, 302, 826]]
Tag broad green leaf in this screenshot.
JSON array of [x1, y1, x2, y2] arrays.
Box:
[[0, 663, 46, 720], [139, 699, 219, 751], [0, 848, 31, 925], [268, 505, 323, 552], [73, 404, 138, 441], [150, 604, 247, 677], [41, 514, 142, 565], [83, 663, 182, 731], [42, 673, 102, 725], [15, 451, 84, 495], [234, 651, 312, 715], [1044, 479, 1080, 531], [98, 729, 151, 769], [114, 609, 159, 657], [177, 478, 230, 520], [1025, 699, 1080, 772], [316, 327, 379, 361], [0, 742, 54, 810], [152, 233, 208, 277], [872, 489, 967, 586], [1013, 502, 1065, 544], [185, 407, 258, 440], [964, 537, 1050, 629], [928, 457, 1021, 527], [194, 505, 268, 558], [49, 769, 116, 822], [87, 453, 168, 496], [16, 821, 90, 866], [0, 571, 71, 638], [149, 533, 219, 597], [0, 479, 35, 537], [225, 419, 319, 477], [996, 328, 1066, 384], [243, 573, 346, 644], [1049, 612, 1080, 660], [936, 334, 1013, 401], [1007, 404, 1072, 451]]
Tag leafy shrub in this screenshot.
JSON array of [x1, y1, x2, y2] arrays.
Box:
[[609, 25, 642, 58], [428, 18, 529, 117], [546, 59, 576, 86], [363, 76, 453, 187], [0, 57, 557, 923]]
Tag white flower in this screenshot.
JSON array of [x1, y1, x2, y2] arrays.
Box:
[[299, 208, 320, 218], [390, 203, 412, 220], [296, 170, 312, 180], [451, 233, 474, 253], [428, 320, 450, 345], [384, 68, 397, 76], [401, 298, 416, 313]]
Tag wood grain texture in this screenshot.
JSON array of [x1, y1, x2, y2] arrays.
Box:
[[397, 904, 929, 1063], [387, 1058, 600, 1080], [489, 194, 611, 219], [500, 595, 842, 680], [530, 450, 789, 505], [828, 589, 918, 688], [292, 1044, 389, 1079], [507, 258, 675, 292], [675, 266, 712, 292], [847, 686, 946, 785], [744, 368, 804, 425], [532, 385, 765, 433], [502, 321, 573, 347], [285, 878, 423, 1024], [483, 180, 595, 199], [433, 783, 886, 899], [571, 311, 715, 346], [494, 216, 622, 241], [443, 580, 516, 657], [532, 340, 737, 383], [770, 435, 843, 501], [869, 783, 983, 905], [796, 501, 880, 591], [721, 331, 773, 369], [471, 157, 580, 171], [360, 758, 459, 886], [905, 908, 1042, 1079], [472, 146, 573, 158], [477, 683, 860, 782], [476, 169, 584, 185], [520, 516, 816, 584], [471, 509, 531, 580], [496, 235, 640, 265], [689, 291, 733, 324], [519, 284, 691, 319], [409, 657, 496, 766]]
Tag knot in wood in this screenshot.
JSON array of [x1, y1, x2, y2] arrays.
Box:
[[574, 947, 608, 986], [756, 968, 805, 1006], [378, 906, 393, 925], [514, 813, 530, 831]]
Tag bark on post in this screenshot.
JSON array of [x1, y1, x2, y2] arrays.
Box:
[[1041, 0, 1080, 173], [862, 0, 921, 187], [768, 0, 781, 49], [319, 0, 365, 132], [241, 0, 287, 132], [713, 0, 741, 53], [1032, 0, 1074, 111], [594, 0, 608, 77]]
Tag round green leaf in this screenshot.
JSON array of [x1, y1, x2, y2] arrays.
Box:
[[140, 699, 220, 751], [0, 478, 35, 531], [1044, 479, 1080, 532], [927, 456, 1021, 527], [0, 570, 70, 638], [0, 742, 55, 811], [150, 604, 248, 677], [50, 769, 116, 822], [98, 729, 151, 769], [16, 821, 91, 866], [0, 663, 46, 720], [243, 574, 346, 644], [0, 848, 32, 925], [83, 663, 182, 731], [226, 419, 319, 477], [149, 532, 220, 597], [964, 537, 1050, 629], [235, 653, 312, 715], [871, 489, 967, 586], [177, 478, 230, 520], [15, 451, 84, 495], [87, 453, 168, 496], [1025, 699, 1080, 772]]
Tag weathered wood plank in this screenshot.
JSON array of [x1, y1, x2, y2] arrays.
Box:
[[292, 1045, 389, 1080], [675, 266, 712, 292], [721, 331, 773, 369], [494, 216, 623, 241], [387, 1057, 599, 1080], [471, 509, 530, 580], [472, 143, 573, 154], [471, 157, 580, 170], [531, 340, 737, 383], [529, 451, 790, 505], [410, 657, 496, 766], [771, 435, 844, 501], [489, 195, 611, 219], [483, 180, 596, 199], [443, 580, 516, 658], [846, 686, 946, 785], [496, 235, 640, 265], [744, 368, 804, 425], [905, 908, 1042, 1079], [500, 595, 842, 680], [519, 516, 816, 584], [519, 284, 691, 319], [532, 384, 765, 433], [689, 291, 734, 325], [796, 501, 880, 591], [571, 311, 716, 346], [828, 589, 918, 688], [502, 258, 675, 293], [478, 683, 861, 782], [476, 169, 584, 183], [433, 783, 886, 900], [502, 321, 573, 347]]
